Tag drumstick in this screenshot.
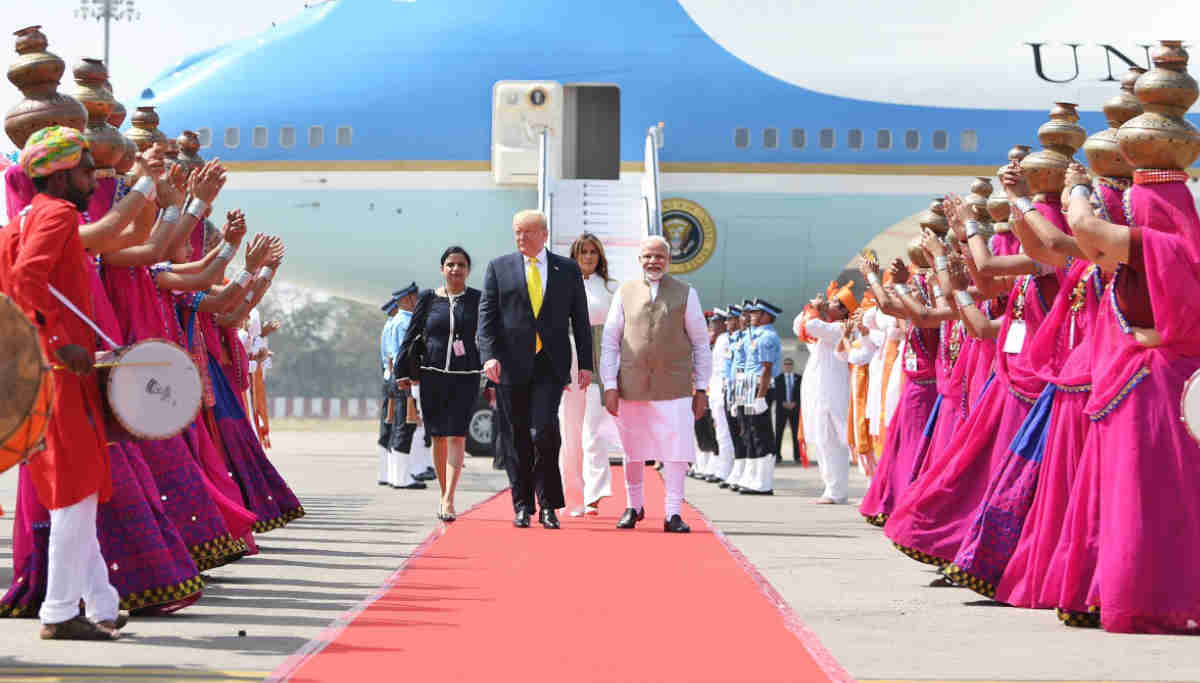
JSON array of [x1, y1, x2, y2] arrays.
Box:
[[51, 361, 173, 371]]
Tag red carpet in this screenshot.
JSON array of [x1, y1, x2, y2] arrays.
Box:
[[272, 467, 850, 683]]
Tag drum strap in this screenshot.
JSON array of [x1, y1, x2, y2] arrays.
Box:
[[18, 208, 120, 351]]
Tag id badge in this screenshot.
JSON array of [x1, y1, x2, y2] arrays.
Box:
[[905, 353, 917, 372], [1003, 320, 1027, 354], [453, 339, 466, 357]]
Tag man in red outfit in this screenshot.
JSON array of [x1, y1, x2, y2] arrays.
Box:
[[0, 126, 120, 640]]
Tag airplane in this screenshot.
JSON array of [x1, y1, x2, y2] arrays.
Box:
[[124, 0, 1184, 331]]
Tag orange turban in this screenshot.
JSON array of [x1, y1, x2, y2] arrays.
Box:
[[825, 280, 839, 300], [836, 283, 859, 314]]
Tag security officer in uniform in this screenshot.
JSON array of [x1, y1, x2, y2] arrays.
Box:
[[738, 299, 782, 495], [720, 303, 749, 490], [384, 283, 429, 489], [378, 294, 404, 485]]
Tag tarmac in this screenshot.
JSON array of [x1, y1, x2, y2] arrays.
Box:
[[0, 429, 1195, 682]]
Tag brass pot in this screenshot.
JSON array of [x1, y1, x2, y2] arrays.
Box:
[[70, 58, 123, 169], [4, 26, 86, 148], [918, 198, 949, 235], [107, 99, 126, 128], [1021, 149, 1073, 194], [970, 176, 993, 197], [1083, 127, 1132, 178], [1118, 40, 1200, 170], [1037, 102, 1087, 154], [1008, 144, 1032, 162], [1104, 67, 1145, 127], [125, 105, 161, 151], [907, 237, 930, 269], [164, 138, 179, 160], [176, 130, 203, 173]]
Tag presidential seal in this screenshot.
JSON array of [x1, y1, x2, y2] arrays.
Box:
[[661, 197, 716, 274]]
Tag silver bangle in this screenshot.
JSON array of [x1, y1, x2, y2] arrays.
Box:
[[1070, 184, 1092, 201], [131, 176, 157, 202], [216, 242, 236, 261], [893, 284, 909, 297], [1014, 197, 1036, 215], [244, 290, 255, 303], [235, 270, 252, 286], [867, 273, 880, 286], [965, 220, 981, 240], [257, 265, 275, 280], [161, 205, 181, 224], [186, 198, 210, 219], [932, 284, 944, 298], [955, 290, 975, 307], [934, 255, 949, 272]]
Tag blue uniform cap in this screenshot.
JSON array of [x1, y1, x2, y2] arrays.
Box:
[[727, 304, 742, 316], [381, 295, 401, 313], [393, 282, 419, 298], [752, 299, 782, 317]]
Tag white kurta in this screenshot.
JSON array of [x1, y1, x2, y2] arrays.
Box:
[[559, 273, 620, 510], [600, 281, 712, 463], [801, 317, 851, 501], [864, 310, 887, 437]]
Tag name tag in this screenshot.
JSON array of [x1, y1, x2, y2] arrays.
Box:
[[905, 355, 917, 372], [1003, 320, 1027, 354], [453, 339, 466, 357]]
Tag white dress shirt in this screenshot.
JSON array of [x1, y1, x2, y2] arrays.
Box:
[[599, 279, 712, 392]]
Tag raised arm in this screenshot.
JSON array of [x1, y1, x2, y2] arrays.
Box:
[[1001, 164, 1082, 265], [944, 192, 1038, 278], [1065, 164, 1128, 270]]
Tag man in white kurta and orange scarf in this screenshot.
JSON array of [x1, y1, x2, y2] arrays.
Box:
[[602, 236, 712, 533]]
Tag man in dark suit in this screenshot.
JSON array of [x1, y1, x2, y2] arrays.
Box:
[[774, 357, 802, 463], [477, 209, 593, 529]]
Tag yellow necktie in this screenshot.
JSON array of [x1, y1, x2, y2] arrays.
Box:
[[527, 256, 543, 353]]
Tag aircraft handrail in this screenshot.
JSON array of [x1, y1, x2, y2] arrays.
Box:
[[642, 125, 663, 236]]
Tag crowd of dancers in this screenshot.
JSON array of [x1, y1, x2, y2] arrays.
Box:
[[809, 45, 1198, 636], [0, 35, 303, 640]]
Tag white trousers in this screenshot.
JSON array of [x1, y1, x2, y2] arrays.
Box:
[[410, 422, 431, 474], [811, 411, 850, 501], [40, 493, 119, 625], [624, 461, 688, 518], [377, 445, 389, 483], [387, 448, 412, 487], [708, 389, 735, 479], [558, 384, 616, 510]]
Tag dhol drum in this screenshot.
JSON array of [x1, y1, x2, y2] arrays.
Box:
[[99, 338, 203, 441], [0, 293, 52, 474], [1181, 369, 1200, 446]]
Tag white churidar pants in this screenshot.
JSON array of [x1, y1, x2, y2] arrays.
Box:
[[39, 493, 119, 625], [558, 383, 617, 511], [377, 445, 389, 484], [623, 460, 689, 518], [707, 382, 734, 479]]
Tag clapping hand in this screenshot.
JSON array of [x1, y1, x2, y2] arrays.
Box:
[[223, 210, 247, 245], [888, 258, 910, 284], [189, 159, 227, 204], [262, 319, 281, 336], [244, 234, 270, 272]]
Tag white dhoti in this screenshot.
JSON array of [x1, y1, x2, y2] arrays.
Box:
[[615, 398, 694, 517], [559, 382, 617, 512], [40, 493, 119, 625], [802, 318, 852, 503]]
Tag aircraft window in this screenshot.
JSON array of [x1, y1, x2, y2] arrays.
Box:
[[734, 128, 750, 149], [309, 126, 324, 147], [876, 129, 892, 150], [763, 128, 778, 149], [933, 130, 949, 151], [224, 127, 239, 149], [961, 129, 979, 152], [280, 126, 296, 149], [196, 127, 212, 149], [791, 128, 805, 149], [337, 126, 353, 147], [847, 129, 863, 150], [819, 128, 834, 149], [253, 126, 268, 148], [905, 129, 920, 151]]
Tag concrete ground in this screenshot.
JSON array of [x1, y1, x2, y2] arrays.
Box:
[[0, 429, 1194, 682]]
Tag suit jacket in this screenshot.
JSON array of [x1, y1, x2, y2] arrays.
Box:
[[477, 250, 593, 385], [773, 372, 801, 408]]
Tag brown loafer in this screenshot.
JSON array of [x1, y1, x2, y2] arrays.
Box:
[[40, 615, 119, 641]]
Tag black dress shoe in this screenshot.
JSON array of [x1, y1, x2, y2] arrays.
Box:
[[513, 509, 531, 528], [664, 515, 691, 533], [718, 481, 730, 489], [393, 481, 428, 490], [705, 474, 721, 483], [415, 467, 437, 481], [616, 507, 644, 529], [730, 484, 742, 492], [539, 509, 560, 529]]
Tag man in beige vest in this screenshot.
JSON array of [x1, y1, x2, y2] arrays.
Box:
[[600, 237, 712, 532]]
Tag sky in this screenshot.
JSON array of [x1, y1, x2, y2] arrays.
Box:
[[3, 0, 305, 154]]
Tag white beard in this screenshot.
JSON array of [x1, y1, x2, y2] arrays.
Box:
[[644, 269, 665, 282]]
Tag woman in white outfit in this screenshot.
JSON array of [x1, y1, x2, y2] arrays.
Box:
[[558, 233, 621, 516]]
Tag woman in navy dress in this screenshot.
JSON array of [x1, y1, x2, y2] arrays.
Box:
[[396, 246, 481, 521]]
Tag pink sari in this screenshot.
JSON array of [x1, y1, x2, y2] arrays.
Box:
[[1077, 181, 1200, 633], [859, 273, 939, 525], [887, 261, 1058, 568], [996, 180, 1126, 609]]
